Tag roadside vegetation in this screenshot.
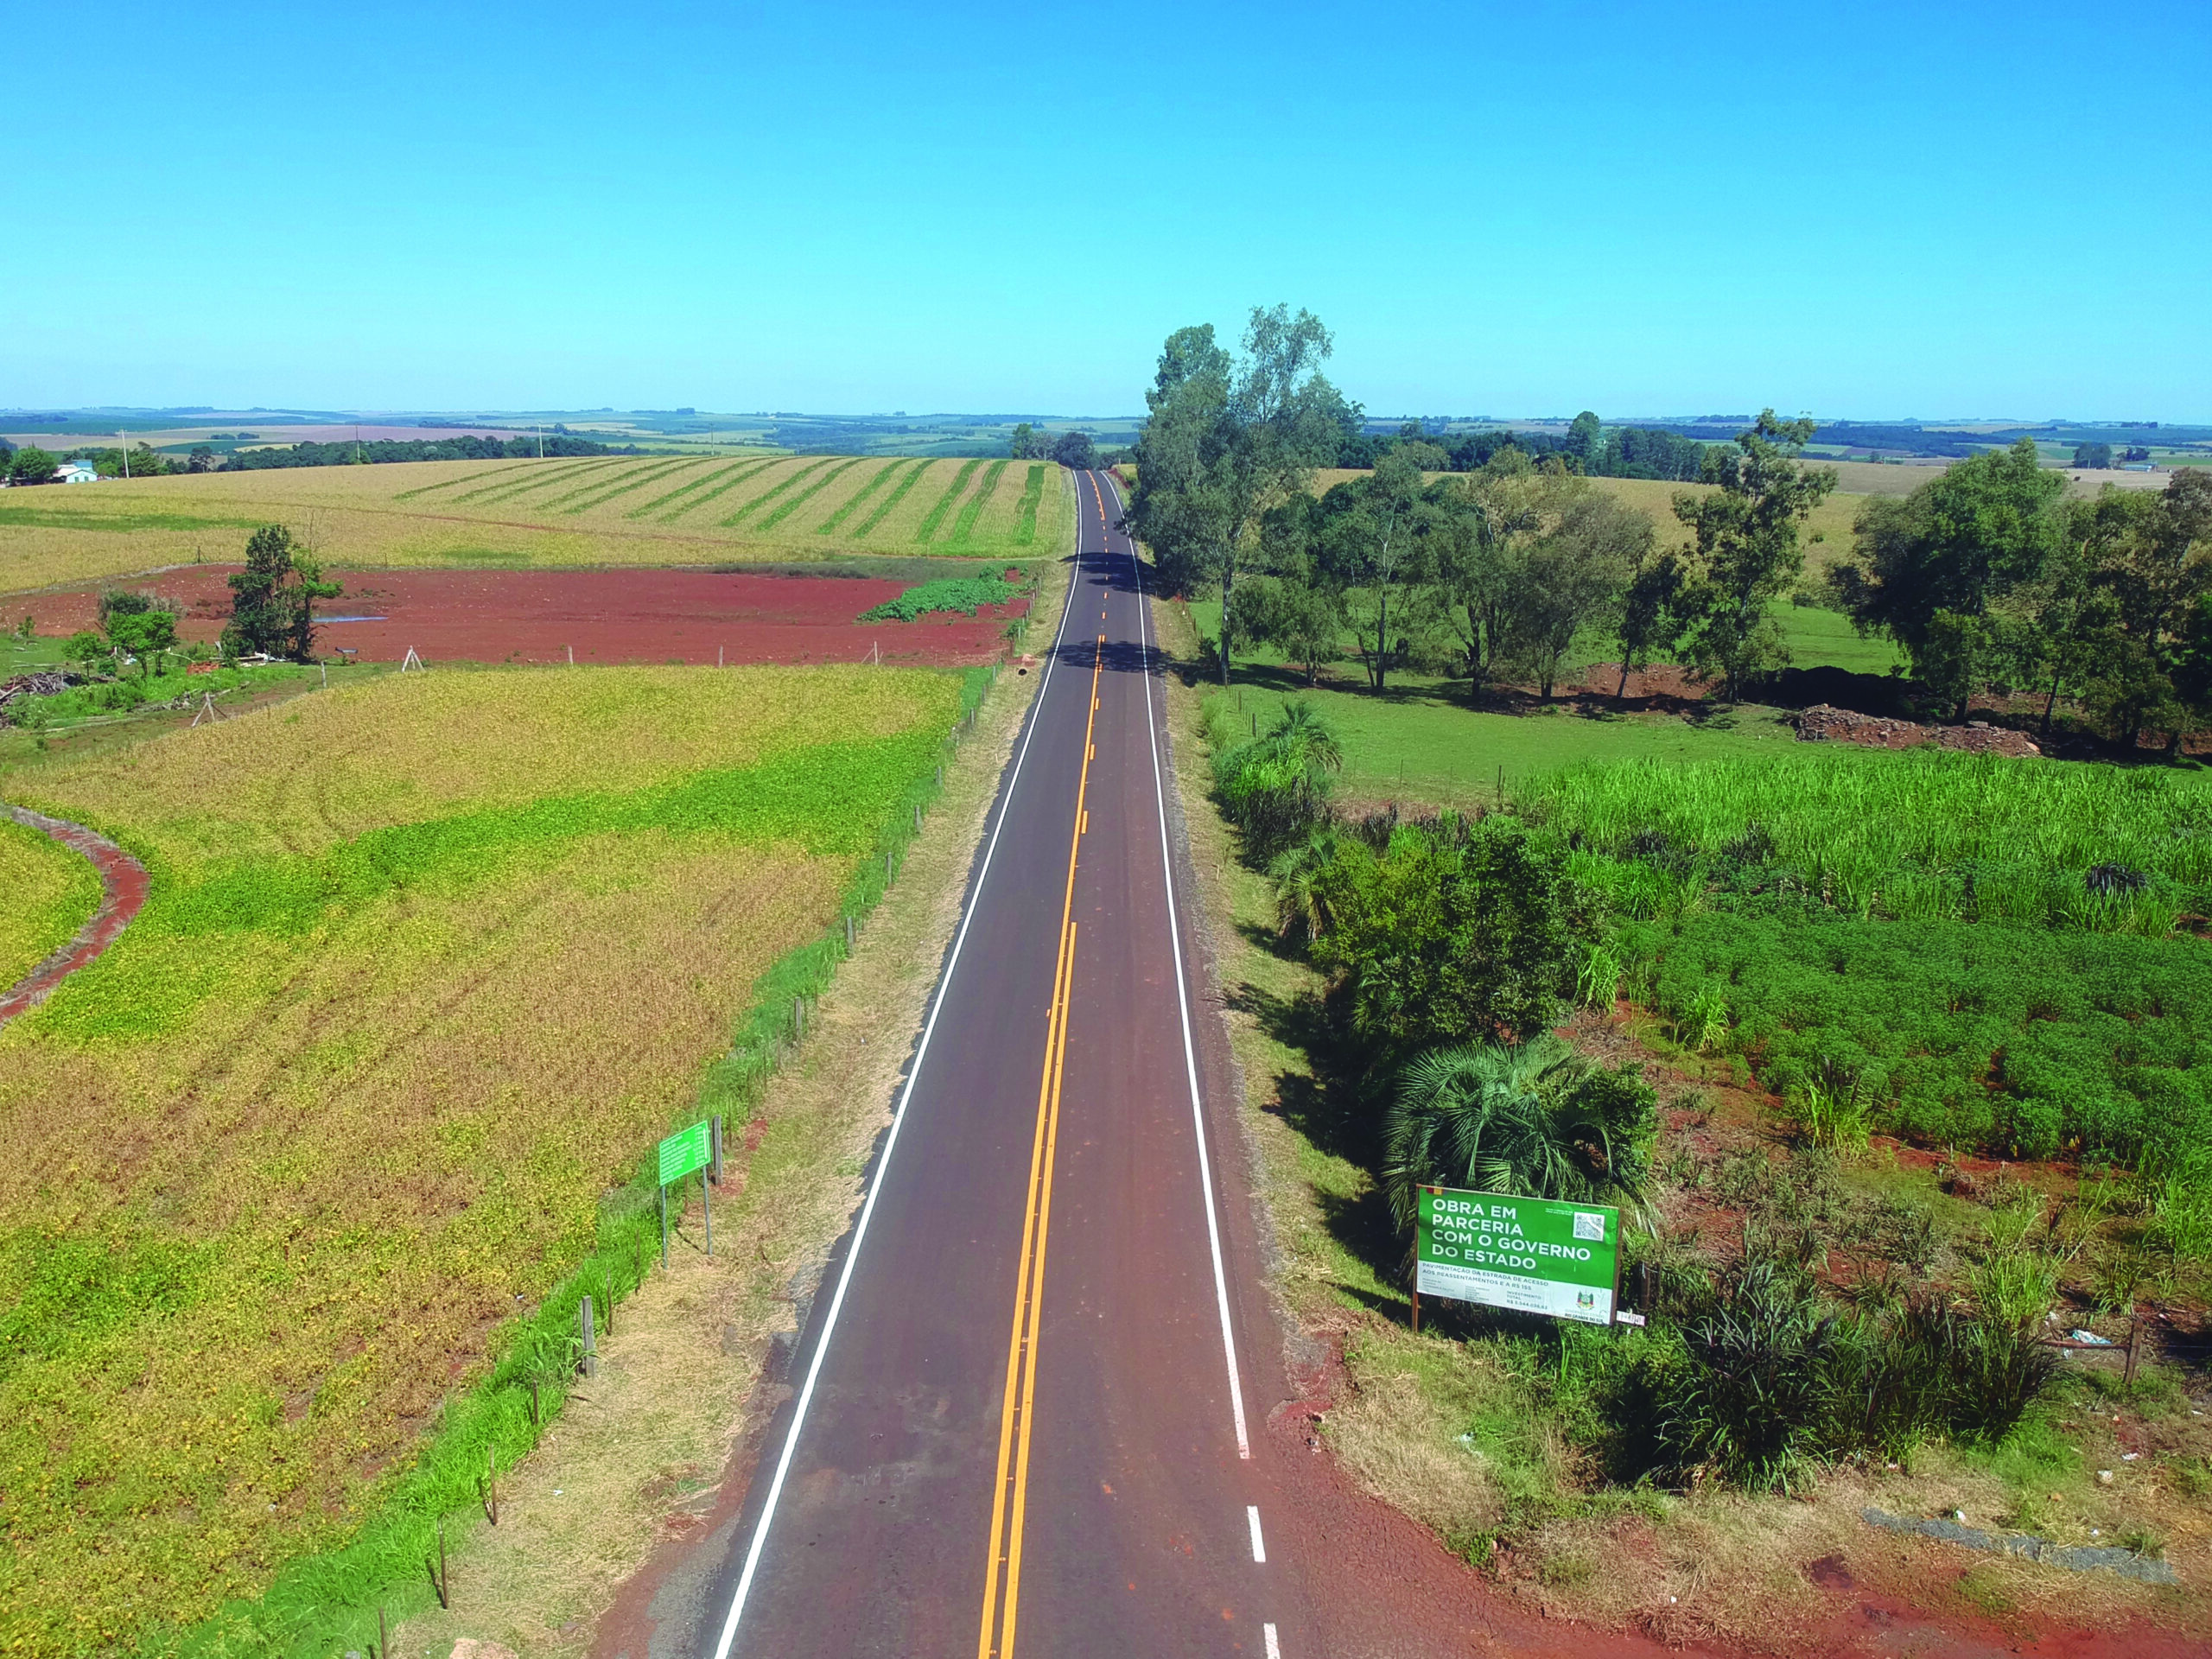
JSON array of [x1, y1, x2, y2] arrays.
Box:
[[0, 661, 984, 1654], [1133, 302, 2212, 1643]]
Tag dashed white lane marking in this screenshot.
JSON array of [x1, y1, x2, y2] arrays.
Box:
[[1247, 1504, 1267, 1564], [1264, 1622, 1282, 1659]]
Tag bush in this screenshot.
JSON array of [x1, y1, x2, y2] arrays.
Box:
[[1624, 1257, 2062, 1491], [1310, 814, 1587, 1052], [857, 575, 1019, 623], [1382, 1034, 1656, 1235], [1211, 700, 1341, 861]]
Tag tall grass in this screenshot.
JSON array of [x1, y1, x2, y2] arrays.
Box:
[[1528, 748, 2212, 931]]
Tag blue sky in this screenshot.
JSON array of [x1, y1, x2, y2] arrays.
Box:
[[3, 2, 2205, 420]]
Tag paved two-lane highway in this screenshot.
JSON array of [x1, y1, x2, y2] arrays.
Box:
[[697, 472, 1314, 1656]]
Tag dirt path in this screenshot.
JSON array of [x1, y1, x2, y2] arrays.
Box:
[[0, 803, 148, 1026]]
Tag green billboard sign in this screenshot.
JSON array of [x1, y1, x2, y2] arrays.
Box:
[[657, 1121, 711, 1187], [1415, 1185, 1620, 1326]]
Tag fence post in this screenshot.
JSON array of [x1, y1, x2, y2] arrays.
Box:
[[2125, 1313, 2143, 1385], [844, 914, 855, 953], [794, 996, 805, 1038], [581, 1294, 597, 1377]]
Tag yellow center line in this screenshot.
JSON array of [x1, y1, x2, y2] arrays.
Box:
[[977, 632, 1107, 1659]]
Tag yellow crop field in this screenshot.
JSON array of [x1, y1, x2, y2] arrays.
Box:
[[0, 664, 971, 1652], [0, 454, 1074, 596], [0, 815, 100, 988]]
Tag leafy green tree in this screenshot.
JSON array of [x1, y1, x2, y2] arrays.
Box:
[[1516, 487, 1653, 699], [1672, 411, 1839, 698], [9, 446, 58, 485], [1614, 547, 1689, 698], [98, 590, 181, 662], [1128, 307, 1351, 683], [1008, 423, 1040, 460], [2073, 442, 2113, 469], [1831, 438, 2063, 720], [1566, 410, 1603, 463], [1310, 816, 1586, 1054], [222, 525, 341, 662], [2066, 472, 2212, 748], [1316, 449, 1433, 690], [1427, 451, 1553, 695], [1230, 573, 1344, 685], [1050, 429, 1097, 470]]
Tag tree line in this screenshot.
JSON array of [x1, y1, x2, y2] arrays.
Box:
[[1127, 308, 2212, 750], [1127, 308, 1838, 703], [0, 433, 629, 485], [1340, 412, 1712, 482], [1008, 423, 1098, 469], [1832, 440, 2212, 748]]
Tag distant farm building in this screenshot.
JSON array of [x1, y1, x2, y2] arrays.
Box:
[[56, 461, 99, 484]]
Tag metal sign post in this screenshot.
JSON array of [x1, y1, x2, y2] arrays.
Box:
[[656, 1121, 714, 1268], [1414, 1185, 1624, 1327]]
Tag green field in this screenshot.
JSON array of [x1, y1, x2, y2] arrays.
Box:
[[0, 664, 980, 1654], [0, 454, 1076, 597]]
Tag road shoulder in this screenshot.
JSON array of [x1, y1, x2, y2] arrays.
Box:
[[382, 554, 1077, 1659]]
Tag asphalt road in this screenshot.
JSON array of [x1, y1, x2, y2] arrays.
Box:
[[699, 472, 1313, 1657]]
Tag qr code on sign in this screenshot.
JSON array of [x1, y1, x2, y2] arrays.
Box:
[[1573, 1212, 1605, 1242]]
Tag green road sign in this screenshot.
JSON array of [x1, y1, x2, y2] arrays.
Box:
[[1415, 1185, 1620, 1326], [658, 1121, 711, 1187]]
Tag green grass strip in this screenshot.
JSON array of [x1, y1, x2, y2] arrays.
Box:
[[944, 460, 1009, 546], [912, 460, 983, 543], [813, 458, 904, 535], [1013, 464, 1046, 545], [754, 457, 864, 531], [162, 667, 993, 1659], [851, 459, 931, 540], [626, 458, 756, 520], [451, 457, 626, 506], [658, 457, 784, 522], [537, 459, 685, 513], [447, 456, 618, 505], [392, 460, 543, 501], [718, 457, 837, 528], [553, 458, 702, 516]]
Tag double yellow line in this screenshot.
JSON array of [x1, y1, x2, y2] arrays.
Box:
[[976, 632, 1107, 1659]]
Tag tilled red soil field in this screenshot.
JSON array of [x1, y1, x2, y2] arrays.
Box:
[[32, 566, 1026, 667]]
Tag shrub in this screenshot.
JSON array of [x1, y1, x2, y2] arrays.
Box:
[[857, 575, 1018, 622], [1211, 700, 1341, 861], [1310, 815, 1587, 1053], [1382, 1034, 1656, 1235]]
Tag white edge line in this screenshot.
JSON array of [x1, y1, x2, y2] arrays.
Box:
[[1247, 1503, 1268, 1564], [710, 479, 1086, 1659], [1107, 470, 1253, 1460]]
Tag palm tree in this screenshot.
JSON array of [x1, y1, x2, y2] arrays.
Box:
[[1382, 1035, 1649, 1236]]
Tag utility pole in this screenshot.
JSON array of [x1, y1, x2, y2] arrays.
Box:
[[121, 430, 130, 479]]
